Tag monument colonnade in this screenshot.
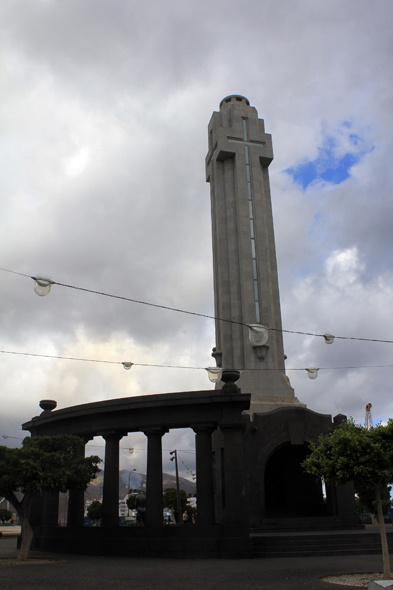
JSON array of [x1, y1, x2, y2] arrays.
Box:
[[23, 390, 250, 531]]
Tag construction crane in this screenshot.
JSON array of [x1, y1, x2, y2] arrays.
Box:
[[365, 403, 373, 430]]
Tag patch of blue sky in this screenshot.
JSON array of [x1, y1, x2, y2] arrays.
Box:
[[286, 145, 360, 189], [320, 152, 359, 185], [285, 122, 373, 190]]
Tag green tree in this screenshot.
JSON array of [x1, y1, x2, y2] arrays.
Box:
[[126, 493, 137, 511], [0, 435, 101, 561], [356, 482, 391, 520], [185, 504, 196, 520], [163, 488, 188, 521], [0, 508, 12, 523], [86, 500, 102, 524], [302, 418, 393, 578]]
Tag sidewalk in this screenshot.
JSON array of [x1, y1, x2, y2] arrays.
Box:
[[0, 536, 388, 590], [251, 524, 393, 536], [0, 526, 21, 537]]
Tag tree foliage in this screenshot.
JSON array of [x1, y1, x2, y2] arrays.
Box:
[[302, 418, 393, 578], [126, 493, 137, 511], [302, 419, 393, 487], [356, 482, 391, 518], [185, 504, 196, 516], [86, 500, 102, 523], [0, 508, 13, 523], [0, 435, 101, 561]]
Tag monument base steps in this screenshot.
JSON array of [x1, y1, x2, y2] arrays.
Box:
[[253, 531, 393, 558]]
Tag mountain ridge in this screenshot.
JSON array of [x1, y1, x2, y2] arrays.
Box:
[[85, 469, 196, 503]]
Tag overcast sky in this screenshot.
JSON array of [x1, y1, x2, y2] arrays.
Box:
[[1, 0, 392, 478]]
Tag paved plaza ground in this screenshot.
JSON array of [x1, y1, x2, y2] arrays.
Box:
[[0, 534, 389, 590]]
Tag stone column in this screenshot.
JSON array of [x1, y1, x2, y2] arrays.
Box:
[[42, 491, 59, 527], [192, 424, 216, 526], [144, 428, 167, 527], [67, 490, 84, 527], [101, 432, 125, 528], [219, 423, 248, 527], [28, 494, 44, 527], [67, 436, 90, 527]]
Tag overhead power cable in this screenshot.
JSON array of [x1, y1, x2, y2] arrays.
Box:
[[0, 349, 200, 370], [1, 266, 393, 344], [2, 435, 21, 440], [1, 349, 392, 373], [1, 434, 195, 457], [177, 452, 196, 478], [85, 443, 195, 454]]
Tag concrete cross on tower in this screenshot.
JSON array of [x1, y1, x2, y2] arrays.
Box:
[[206, 95, 305, 413]]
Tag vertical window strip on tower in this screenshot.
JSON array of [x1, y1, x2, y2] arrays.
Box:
[[242, 119, 248, 141], [243, 119, 260, 323]]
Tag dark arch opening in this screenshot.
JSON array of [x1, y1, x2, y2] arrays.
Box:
[[264, 443, 326, 518]]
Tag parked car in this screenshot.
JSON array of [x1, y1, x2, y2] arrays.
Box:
[[358, 512, 372, 524]]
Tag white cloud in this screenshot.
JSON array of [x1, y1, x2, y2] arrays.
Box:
[[64, 146, 91, 177], [325, 247, 364, 288]]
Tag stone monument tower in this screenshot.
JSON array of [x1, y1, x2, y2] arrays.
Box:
[[206, 95, 305, 413]]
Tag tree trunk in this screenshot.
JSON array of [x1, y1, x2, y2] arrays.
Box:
[[3, 493, 34, 562], [375, 483, 391, 579], [18, 511, 34, 561]]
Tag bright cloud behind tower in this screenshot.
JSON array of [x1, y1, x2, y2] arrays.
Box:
[[1, 0, 393, 478]]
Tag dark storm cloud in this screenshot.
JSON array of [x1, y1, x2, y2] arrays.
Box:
[[1, 0, 393, 449], [2, 0, 214, 93]]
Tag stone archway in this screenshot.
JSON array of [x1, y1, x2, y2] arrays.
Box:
[[264, 443, 326, 518]]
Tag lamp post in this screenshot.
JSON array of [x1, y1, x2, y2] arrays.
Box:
[[170, 450, 182, 525]]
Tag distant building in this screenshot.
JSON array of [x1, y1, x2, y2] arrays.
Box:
[[186, 497, 196, 509], [119, 495, 129, 518]]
